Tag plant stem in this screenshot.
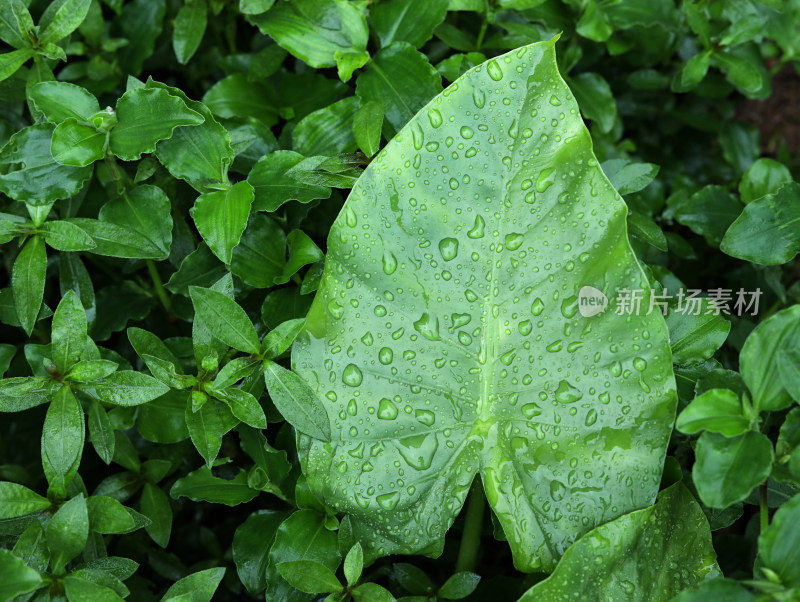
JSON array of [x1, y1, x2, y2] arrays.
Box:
[[455, 479, 486, 573], [146, 259, 173, 318], [760, 481, 769, 533], [476, 18, 488, 52]]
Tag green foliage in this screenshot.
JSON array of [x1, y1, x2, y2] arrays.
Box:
[[0, 0, 799, 600]]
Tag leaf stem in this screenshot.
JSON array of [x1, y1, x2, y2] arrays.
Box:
[[146, 259, 174, 318], [760, 481, 769, 533], [476, 18, 488, 52], [455, 478, 486, 573]]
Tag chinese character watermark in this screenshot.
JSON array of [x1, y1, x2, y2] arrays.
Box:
[[579, 286, 762, 317]]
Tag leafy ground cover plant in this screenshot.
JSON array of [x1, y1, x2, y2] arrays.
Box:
[[0, 0, 799, 601]]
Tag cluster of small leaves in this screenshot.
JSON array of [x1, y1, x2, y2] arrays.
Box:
[[0, 0, 800, 600]]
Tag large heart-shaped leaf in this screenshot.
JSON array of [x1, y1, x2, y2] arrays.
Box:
[[292, 38, 676, 572]]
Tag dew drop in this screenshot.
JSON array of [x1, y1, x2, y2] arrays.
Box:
[[342, 364, 363, 387], [486, 59, 503, 81], [439, 237, 459, 261], [379, 347, 393, 365], [428, 108, 443, 128], [378, 398, 399, 420], [555, 380, 582, 403]]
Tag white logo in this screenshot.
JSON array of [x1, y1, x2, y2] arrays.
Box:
[[578, 286, 608, 317]]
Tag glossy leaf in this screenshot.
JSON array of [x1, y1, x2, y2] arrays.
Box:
[[51, 119, 105, 167], [170, 465, 259, 506], [29, 81, 100, 122], [0, 549, 43, 599], [161, 567, 225, 602], [173, 0, 207, 65], [665, 298, 730, 367], [693, 431, 774, 508], [42, 386, 85, 492], [740, 305, 800, 413], [263, 360, 330, 441], [277, 560, 342, 594], [38, 0, 92, 45], [233, 510, 287, 593], [676, 389, 750, 437], [140, 482, 172, 547], [109, 88, 204, 161], [353, 100, 383, 157], [46, 494, 89, 571], [292, 39, 676, 572], [517, 484, 719, 601], [356, 43, 442, 134], [12, 235, 47, 336], [0, 48, 34, 82], [371, 0, 448, 49], [0, 482, 50, 519], [248, 0, 368, 73], [0, 124, 92, 205], [189, 286, 260, 354], [569, 72, 616, 133], [759, 492, 800, 587], [80, 371, 170, 406], [51, 290, 87, 374], [190, 181, 254, 265], [248, 150, 331, 211], [739, 158, 792, 204], [40, 220, 96, 252], [721, 182, 800, 265], [230, 214, 286, 287]]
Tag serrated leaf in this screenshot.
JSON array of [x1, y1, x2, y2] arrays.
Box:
[[292, 39, 676, 572]]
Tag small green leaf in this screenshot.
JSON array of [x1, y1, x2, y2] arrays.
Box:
[[569, 72, 616, 133], [81, 371, 170, 406], [100, 185, 173, 258], [343, 542, 363, 587], [229, 213, 286, 287], [233, 510, 287, 593], [740, 305, 800, 413], [63, 576, 125, 602], [721, 182, 800, 265], [110, 88, 204, 161], [248, 0, 368, 71], [665, 298, 730, 367], [28, 81, 100, 122], [213, 387, 266, 429], [191, 181, 254, 264], [739, 158, 792, 204], [0, 1, 33, 48], [759, 493, 800, 588], [185, 399, 225, 467], [670, 185, 744, 247], [38, 0, 92, 45], [674, 50, 710, 91], [293, 97, 360, 156], [275, 230, 323, 285], [263, 360, 330, 441], [65, 218, 165, 259], [0, 549, 43, 600], [676, 389, 750, 437], [351, 583, 396, 602], [173, 0, 207, 64], [356, 42, 442, 135], [51, 119, 105, 167], [335, 49, 370, 82], [0, 377, 53, 412], [0, 48, 34, 82], [140, 482, 172, 547], [51, 290, 88, 374], [601, 159, 659, 195], [86, 495, 138, 534], [518, 484, 718, 601], [0, 124, 92, 205], [189, 286, 260, 354], [42, 386, 85, 492], [46, 494, 89, 572], [371, 0, 448, 49], [240, 0, 274, 15], [261, 319, 305, 360], [353, 101, 383, 157], [248, 150, 331, 212], [40, 220, 96, 252], [438, 572, 481, 600], [277, 560, 342, 594], [0, 482, 50, 519], [170, 465, 258, 506], [12, 235, 47, 336], [693, 431, 774, 508], [202, 73, 278, 126], [87, 399, 115, 464], [161, 567, 226, 602]]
